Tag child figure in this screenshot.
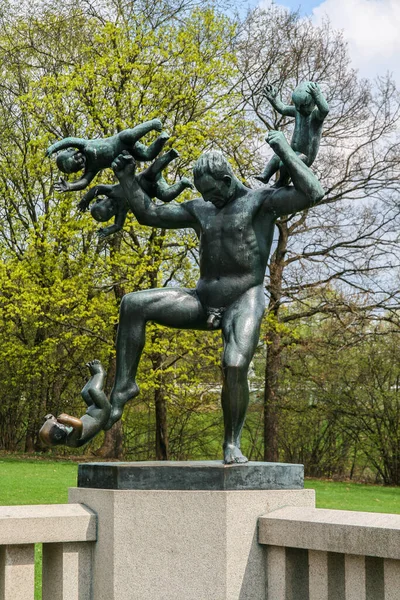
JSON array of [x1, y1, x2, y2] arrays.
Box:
[[78, 148, 193, 239], [256, 81, 329, 186], [46, 118, 169, 193], [39, 360, 110, 448]]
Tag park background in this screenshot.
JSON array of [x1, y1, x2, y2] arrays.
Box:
[[0, 0, 399, 493]]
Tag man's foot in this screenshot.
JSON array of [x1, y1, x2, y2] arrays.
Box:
[[223, 444, 248, 464], [180, 177, 194, 189], [86, 359, 105, 376], [105, 382, 140, 430], [254, 174, 269, 184]]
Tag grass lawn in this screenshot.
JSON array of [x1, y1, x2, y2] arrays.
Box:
[[305, 478, 400, 514], [0, 455, 398, 513], [0, 456, 78, 505]]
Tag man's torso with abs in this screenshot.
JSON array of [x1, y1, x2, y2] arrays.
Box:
[[192, 190, 276, 307]]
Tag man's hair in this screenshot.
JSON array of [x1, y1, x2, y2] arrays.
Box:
[[292, 82, 314, 107], [193, 151, 235, 181]]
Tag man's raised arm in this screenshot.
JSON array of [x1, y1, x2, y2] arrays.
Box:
[[262, 131, 324, 217], [112, 152, 197, 230]]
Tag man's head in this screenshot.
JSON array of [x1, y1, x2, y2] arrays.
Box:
[[90, 197, 116, 222], [39, 414, 69, 446], [292, 82, 315, 116], [56, 149, 86, 174], [193, 151, 237, 208]]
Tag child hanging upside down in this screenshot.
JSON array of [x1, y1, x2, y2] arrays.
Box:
[[39, 360, 110, 448]]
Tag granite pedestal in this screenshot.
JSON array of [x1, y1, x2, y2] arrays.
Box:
[[69, 461, 315, 600]]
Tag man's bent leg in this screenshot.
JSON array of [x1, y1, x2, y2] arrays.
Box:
[[108, 288, 206, 428], [221, 285, 265, 464]]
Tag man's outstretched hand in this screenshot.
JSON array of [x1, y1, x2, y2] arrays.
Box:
[[266, 130, 290, 158]]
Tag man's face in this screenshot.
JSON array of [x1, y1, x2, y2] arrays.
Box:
[[194, 174, 232, 208]]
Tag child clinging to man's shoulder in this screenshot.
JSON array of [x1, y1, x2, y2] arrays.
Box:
[[256, 81, 329, 186]]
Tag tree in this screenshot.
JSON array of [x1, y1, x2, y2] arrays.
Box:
[[237, 4, 400, 461], [0, 0, 251, 457]]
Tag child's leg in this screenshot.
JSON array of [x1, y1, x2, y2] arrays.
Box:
[[154, 178, 193, 203], [132, 132, 170, 161], [276, 153, 310, 187], [119, 119, 162, 147], [142, 148, 179, 179], [255, 154, 281, 183], [80, 360, 106, 408]]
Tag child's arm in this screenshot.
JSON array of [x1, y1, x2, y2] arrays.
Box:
[[98, 204, 129, 239], [57, 413, 83, 437], [308, 82, 329, 121], [54, 171, 96, 193], [46, 138, 86, 157], [78, 184, 114, 212], [263, 84, 296, 117]]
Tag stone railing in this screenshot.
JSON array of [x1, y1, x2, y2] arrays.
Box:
[[0, 504, 96, 600], [259, 506, 400, 600]]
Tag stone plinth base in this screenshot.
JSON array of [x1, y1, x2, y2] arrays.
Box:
[[78, 460, 304, 491], [69, 462, 315, 600]]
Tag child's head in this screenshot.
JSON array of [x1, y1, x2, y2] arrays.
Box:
[[292, 82, 315, 116], [56, 149, 85, 174], [39, 414, 68, 446], [90, 197, 116, 222]]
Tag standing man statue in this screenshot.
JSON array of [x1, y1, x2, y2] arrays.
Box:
[[107, 130, 324, 464]]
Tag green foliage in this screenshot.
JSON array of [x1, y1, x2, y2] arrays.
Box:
[[0, 0, 254, 456], [0, 0, 398, 478]]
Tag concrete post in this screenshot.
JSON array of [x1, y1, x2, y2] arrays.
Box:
[[69, 461, 314, 600]]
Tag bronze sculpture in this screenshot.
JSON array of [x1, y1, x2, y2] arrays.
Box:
[[43, 87, 326, 462], [39, 360, 110, 448], [256, 81, 329, 185], [77, 149, 193, 239], [106, 129, 324, 464]]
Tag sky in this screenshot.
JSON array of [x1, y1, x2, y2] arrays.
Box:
[[256, 0, 400, 84]]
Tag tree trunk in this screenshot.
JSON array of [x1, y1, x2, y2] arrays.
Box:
[[97, 421, 123, 459], [263, 328, 281, 462], [152, 350, 169, 460], [263, 219, 288, 462], [155, 385, 169, 460]]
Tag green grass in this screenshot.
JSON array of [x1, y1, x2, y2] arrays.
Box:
[[305, 478, 400, 514], [0, 456, 399, 513], [0, 456, 78, 505]]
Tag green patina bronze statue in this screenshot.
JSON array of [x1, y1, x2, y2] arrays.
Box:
[[78, 148, 193, 239], [106, 128, 324, 464], [46, 118, 168, 193], [44, 102, 326, 463], [39, 360, 110, 448], [256, 81, 329, 185]]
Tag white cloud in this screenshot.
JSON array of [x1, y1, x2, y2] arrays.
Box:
[[312, 0, 400, 83]]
